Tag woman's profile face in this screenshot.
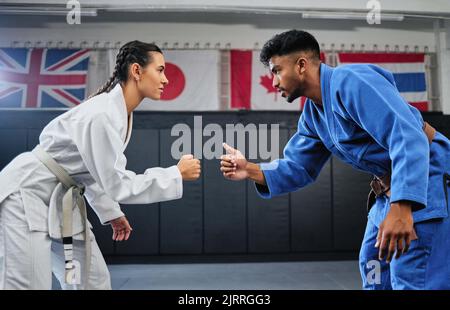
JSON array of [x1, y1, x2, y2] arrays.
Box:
[[138, 52, 169, 100]]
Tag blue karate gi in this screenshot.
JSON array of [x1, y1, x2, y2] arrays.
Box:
[[256, 63, 450, 289]]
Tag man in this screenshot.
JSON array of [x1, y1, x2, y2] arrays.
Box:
[[220, 29, 450, 289]]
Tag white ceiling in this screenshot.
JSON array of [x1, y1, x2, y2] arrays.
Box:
[[1, 0, 450, 16]]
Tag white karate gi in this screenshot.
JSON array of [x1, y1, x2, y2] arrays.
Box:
[[0, 84, 183, 289]]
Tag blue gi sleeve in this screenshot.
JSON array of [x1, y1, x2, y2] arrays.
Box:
[[333, 65, 429, 209], [256, 113, 331, 199]]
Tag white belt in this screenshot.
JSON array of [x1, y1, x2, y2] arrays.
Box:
[[32, 145, 91, 289]]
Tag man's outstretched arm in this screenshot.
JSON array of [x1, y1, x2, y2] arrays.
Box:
[[219, 115, 331, 200]]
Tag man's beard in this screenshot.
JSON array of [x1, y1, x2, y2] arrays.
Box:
[[286, 87, 303, 103]]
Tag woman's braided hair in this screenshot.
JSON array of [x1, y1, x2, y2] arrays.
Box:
[[89, 40, 162, 98]]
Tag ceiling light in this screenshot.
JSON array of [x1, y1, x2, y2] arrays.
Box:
[[302, 12, 404, 21]]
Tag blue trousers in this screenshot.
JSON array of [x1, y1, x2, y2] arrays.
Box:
[[359, 132, 450, 289], [359, 210, 450, 289]]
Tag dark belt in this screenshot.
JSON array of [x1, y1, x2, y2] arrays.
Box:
[[366, 122, 437, 212]]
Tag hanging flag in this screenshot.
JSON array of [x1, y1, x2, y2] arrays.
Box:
[[136, 50, 220, 111], [230, 50, 326, 110], [337, 53, 429, 111], [0, 48, 90, 108]]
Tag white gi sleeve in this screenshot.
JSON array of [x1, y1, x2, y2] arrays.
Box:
[[84, 182, 125, 225], [64, 114, 183, 204]]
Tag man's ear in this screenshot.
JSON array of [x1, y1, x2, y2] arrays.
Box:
[[296, 57, 307, 74]]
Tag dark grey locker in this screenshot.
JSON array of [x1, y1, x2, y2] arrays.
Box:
[[115, 129, 160, 255], [87, 207, 115, 256], [332, 157, 372, 251], [203, 141, 247, 254], [290, 143, 333, 252], [247, 128, 290, 253], [0, 129, 27, 170], [159, 129, 203, 254], [27, 129, 42, 150]]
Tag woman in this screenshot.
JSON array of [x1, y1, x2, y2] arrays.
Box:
[[0, 41, 201, 290]]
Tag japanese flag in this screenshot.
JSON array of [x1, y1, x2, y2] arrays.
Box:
[[108, 50, 221, 111]]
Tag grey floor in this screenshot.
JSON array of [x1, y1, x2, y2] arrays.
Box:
[[102, 260, 362, 290]]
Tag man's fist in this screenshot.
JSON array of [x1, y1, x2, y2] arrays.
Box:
[[177, 154, 201, 181]]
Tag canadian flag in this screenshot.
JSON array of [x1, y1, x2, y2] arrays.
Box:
[[230, 50, 325, 110], [133, 50, 220, 111]]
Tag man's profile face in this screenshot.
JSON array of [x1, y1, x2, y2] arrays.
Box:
[[269, 54, 304, 103]]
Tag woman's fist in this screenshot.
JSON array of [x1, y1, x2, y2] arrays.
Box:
[[177, 154, 201, 181]]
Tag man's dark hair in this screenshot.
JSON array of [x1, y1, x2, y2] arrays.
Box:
[[260, 29, 321, 66]]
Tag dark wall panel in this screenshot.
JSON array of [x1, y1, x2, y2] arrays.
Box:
[[1, 111, 448, 259], [0, 129, 27, 169], [247, 128, 290, 253], [332, 158, 372, 251], [27, 129, 42, 150], [116, 129, 160, 255], [159, 129, 203, 254], [87, 207, 115, 255], [290, 155, 333, 252], [204, 152, 247, 254]]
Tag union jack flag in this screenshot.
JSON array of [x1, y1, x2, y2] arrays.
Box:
[[0, 48, 90, 108]]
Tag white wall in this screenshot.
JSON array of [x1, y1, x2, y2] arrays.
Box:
[[2, 0, 450, 15], [438, 21, 450, 115], [0, 1, 447, 113], [0, 12, 437, 52]]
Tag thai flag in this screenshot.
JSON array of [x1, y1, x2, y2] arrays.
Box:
[[338, 53, 429, 111], [0, 48, 90, 108]]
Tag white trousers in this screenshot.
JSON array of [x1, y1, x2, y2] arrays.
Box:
[[0, 192, 111, 290]]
